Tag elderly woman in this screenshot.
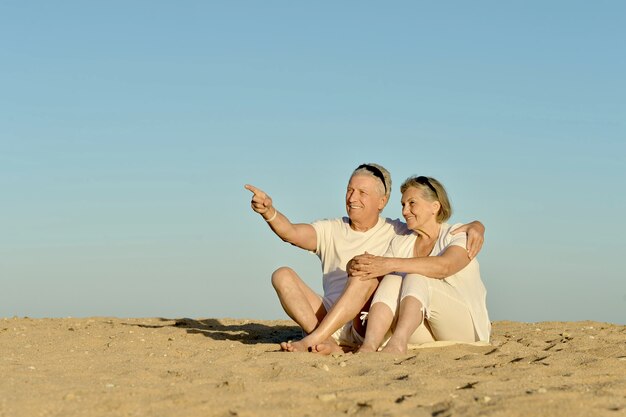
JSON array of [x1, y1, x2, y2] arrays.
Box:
[[349, 176, 491, 354]]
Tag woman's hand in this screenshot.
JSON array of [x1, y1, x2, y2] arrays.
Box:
[[348, 252, 392, 281], [451, 221, 485, 259]]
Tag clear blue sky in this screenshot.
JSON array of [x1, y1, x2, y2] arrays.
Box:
[[1, 2, 624, 324]]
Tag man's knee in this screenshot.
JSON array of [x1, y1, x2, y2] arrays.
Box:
[[271, 266, 296, 290], [346, 274, 379, 293]]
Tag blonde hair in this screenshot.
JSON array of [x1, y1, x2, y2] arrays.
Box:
[[400, 176, 452, 223]]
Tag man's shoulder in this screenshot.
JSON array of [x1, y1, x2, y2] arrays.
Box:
[[383, 217, 411, 235], [312, 217, 350, 230]]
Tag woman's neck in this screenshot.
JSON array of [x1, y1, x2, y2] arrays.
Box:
[[415, 221, 441, 240], [413, 222, 441, 257]]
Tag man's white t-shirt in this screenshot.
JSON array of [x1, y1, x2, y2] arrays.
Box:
[[311, 217, 409, 311], [384, 223, 491, 342]]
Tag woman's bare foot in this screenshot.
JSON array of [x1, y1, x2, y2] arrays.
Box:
[[356, 344, 378, 353], [380, 339, 407, 354]]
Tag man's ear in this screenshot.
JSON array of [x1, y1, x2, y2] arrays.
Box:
[[378, 195, 388, 211]]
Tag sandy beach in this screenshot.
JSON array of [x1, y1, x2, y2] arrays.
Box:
[[1, 317, 624, 417]]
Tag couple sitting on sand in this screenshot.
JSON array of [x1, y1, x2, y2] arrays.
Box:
[[245, 163, 490, 354]]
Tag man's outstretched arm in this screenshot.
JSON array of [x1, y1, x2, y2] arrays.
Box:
[[245, 184, 317, 251]]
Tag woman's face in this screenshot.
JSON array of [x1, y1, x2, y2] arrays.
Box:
[[401, 186, 439, 230]]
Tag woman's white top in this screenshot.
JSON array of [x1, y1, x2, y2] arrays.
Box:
[[385, 223, 491, 342]]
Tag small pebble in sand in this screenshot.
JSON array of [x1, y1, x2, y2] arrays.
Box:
[[317, 393, 337, 402]]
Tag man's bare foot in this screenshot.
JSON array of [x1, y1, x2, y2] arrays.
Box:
[[280, 339, 310, 352], [311, 340, 344, 355]]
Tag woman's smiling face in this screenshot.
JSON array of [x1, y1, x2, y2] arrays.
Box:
[[400, 186, 440, 231]]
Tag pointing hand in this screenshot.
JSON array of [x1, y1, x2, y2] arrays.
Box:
[[244, 184, 274, 216]]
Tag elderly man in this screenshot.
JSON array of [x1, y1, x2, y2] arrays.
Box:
[[245, 163, 484, 353]]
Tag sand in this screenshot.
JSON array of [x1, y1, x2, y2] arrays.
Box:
[[1, 317, 624, 417]]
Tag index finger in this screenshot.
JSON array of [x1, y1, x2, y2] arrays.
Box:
[[244, 184, 264, 196], [467, 237, 483, 260], [352, 254, 369, 263]]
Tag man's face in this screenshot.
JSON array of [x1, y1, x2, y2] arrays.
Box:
[[345, 174, 385, 225]]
